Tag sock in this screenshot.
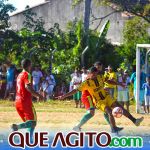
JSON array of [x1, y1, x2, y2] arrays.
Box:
[[17, 120, 36, 129], [27, 127, 35, 142], [104, 113, 110, 124], [77, 111, 93, 128], [127, 114, 136, 123]]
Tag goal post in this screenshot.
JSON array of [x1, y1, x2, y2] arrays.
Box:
[[136, 44, 150, 113]]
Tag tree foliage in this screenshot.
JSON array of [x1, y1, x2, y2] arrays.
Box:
[[100, 0, 150, 23], [116, 16, 150, 67]]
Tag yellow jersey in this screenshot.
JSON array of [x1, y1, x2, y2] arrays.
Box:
[[77, 75, 108, 104], [104, 72, 117, 88]]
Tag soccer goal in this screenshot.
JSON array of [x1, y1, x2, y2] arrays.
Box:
[[136, 44, 150, 113]]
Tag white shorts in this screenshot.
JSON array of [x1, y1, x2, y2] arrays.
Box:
[[144, 95, 150, 106], [6, 82, 13, 90], [117, 90, 129, 102]]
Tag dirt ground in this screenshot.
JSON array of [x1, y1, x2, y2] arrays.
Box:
[[0, 100, 150, 136]]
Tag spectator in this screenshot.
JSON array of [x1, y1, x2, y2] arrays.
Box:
[[39, 76, 49, 101], [4, 62, 16, 99], [46, 72, 56, 99], [0, 63, 6, 98], [130, 67, 146, 113], [32, 66, 43, 92], [81, 67, 88, 82], [104, 65, 117, 98], [142, 76, 150, 114], [69, 68, 78, 92], [71, 69, 82, 108], [117, 68, 130, 112]]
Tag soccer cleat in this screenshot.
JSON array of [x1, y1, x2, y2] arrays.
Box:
[[11, 124, 18, 131], [115, 127, 124, 132], [73, 126, 81, 132], [134, 117, 144, 126]]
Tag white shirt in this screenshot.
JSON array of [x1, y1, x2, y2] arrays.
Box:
[[72, 75, 82, 89], [32, 71, 43, 85], [81, 73, 88, 82]]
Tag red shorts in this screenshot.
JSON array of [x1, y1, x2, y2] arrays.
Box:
[[15, 100, 37, 122], [81, 91, 95, 110]]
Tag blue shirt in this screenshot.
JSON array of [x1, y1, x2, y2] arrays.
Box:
[[130, 72, 146, 90], [7, 67, 15, 82], [142, 83, 150, 96]]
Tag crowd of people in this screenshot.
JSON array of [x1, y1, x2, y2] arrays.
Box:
[[0, 60, 150, 114], [0, 62, 56, 101]]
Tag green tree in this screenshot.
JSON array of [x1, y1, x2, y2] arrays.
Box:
[[116, 17, 150, 66], [100, 0, 150, 23]]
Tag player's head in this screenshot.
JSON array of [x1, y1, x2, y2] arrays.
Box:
[[21, 59, 32, 72], [94, 61, 102, 71], [88, 67, 98, 79]]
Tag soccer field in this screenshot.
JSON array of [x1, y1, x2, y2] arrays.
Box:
[[0, 100, 150, 135], [0, 100, 150, 149]]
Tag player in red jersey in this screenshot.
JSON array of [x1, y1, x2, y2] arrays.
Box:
[[11, 59, 44, 141]]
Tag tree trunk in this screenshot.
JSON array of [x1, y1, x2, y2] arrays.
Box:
[[83, 0, 91, 44]]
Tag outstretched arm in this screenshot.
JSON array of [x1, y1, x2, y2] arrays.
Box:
[[57, 89, 78, 100], [106, 80, 125, 87]]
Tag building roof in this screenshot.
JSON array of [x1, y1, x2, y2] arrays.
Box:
[[10, 1, 50, 16]]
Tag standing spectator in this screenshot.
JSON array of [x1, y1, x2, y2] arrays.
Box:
[[39, 76, 49, 101], [71, 70, 82, 108], [69, 68, 78, 92], [130, 68, 146, 112], [4, 62, 16, 99], [81, 67, 88, 82], [117, 68, 130, 112], [0, 63, 6, 98], [46, 72, 56, 99], [104, 65, 117, 98], [142, 77, 150, 114], [32, 66, 43, 92]]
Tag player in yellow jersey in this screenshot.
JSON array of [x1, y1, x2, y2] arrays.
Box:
[[58, 67, 144, 134]]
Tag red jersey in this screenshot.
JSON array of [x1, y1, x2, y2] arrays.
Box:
[[16, 71, 32, 105]]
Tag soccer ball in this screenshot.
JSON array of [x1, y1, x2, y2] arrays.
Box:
[[112, 107, 123, 118]]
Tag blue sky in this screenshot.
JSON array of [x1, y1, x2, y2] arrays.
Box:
[[7, 0, 45, 13]]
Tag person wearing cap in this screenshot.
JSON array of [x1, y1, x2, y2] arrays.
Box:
[[104, 65, 117, 99], [58, 67, 144, 134]]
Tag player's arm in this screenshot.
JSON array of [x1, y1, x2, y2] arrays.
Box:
[[105, 79, 124, 87], [25, 83, 44, 100], [57, 89, 78, 100]]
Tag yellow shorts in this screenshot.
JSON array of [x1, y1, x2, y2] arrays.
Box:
[[96, 95, 116, 112]]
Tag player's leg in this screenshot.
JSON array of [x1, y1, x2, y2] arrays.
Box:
[[148, 96, 150, 114], [104, 106, 117, 133], [111, 101, 144, 126], [145, 95, 150, 114], [73, 95, 95, 131], [12, 104, 37, 142]]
